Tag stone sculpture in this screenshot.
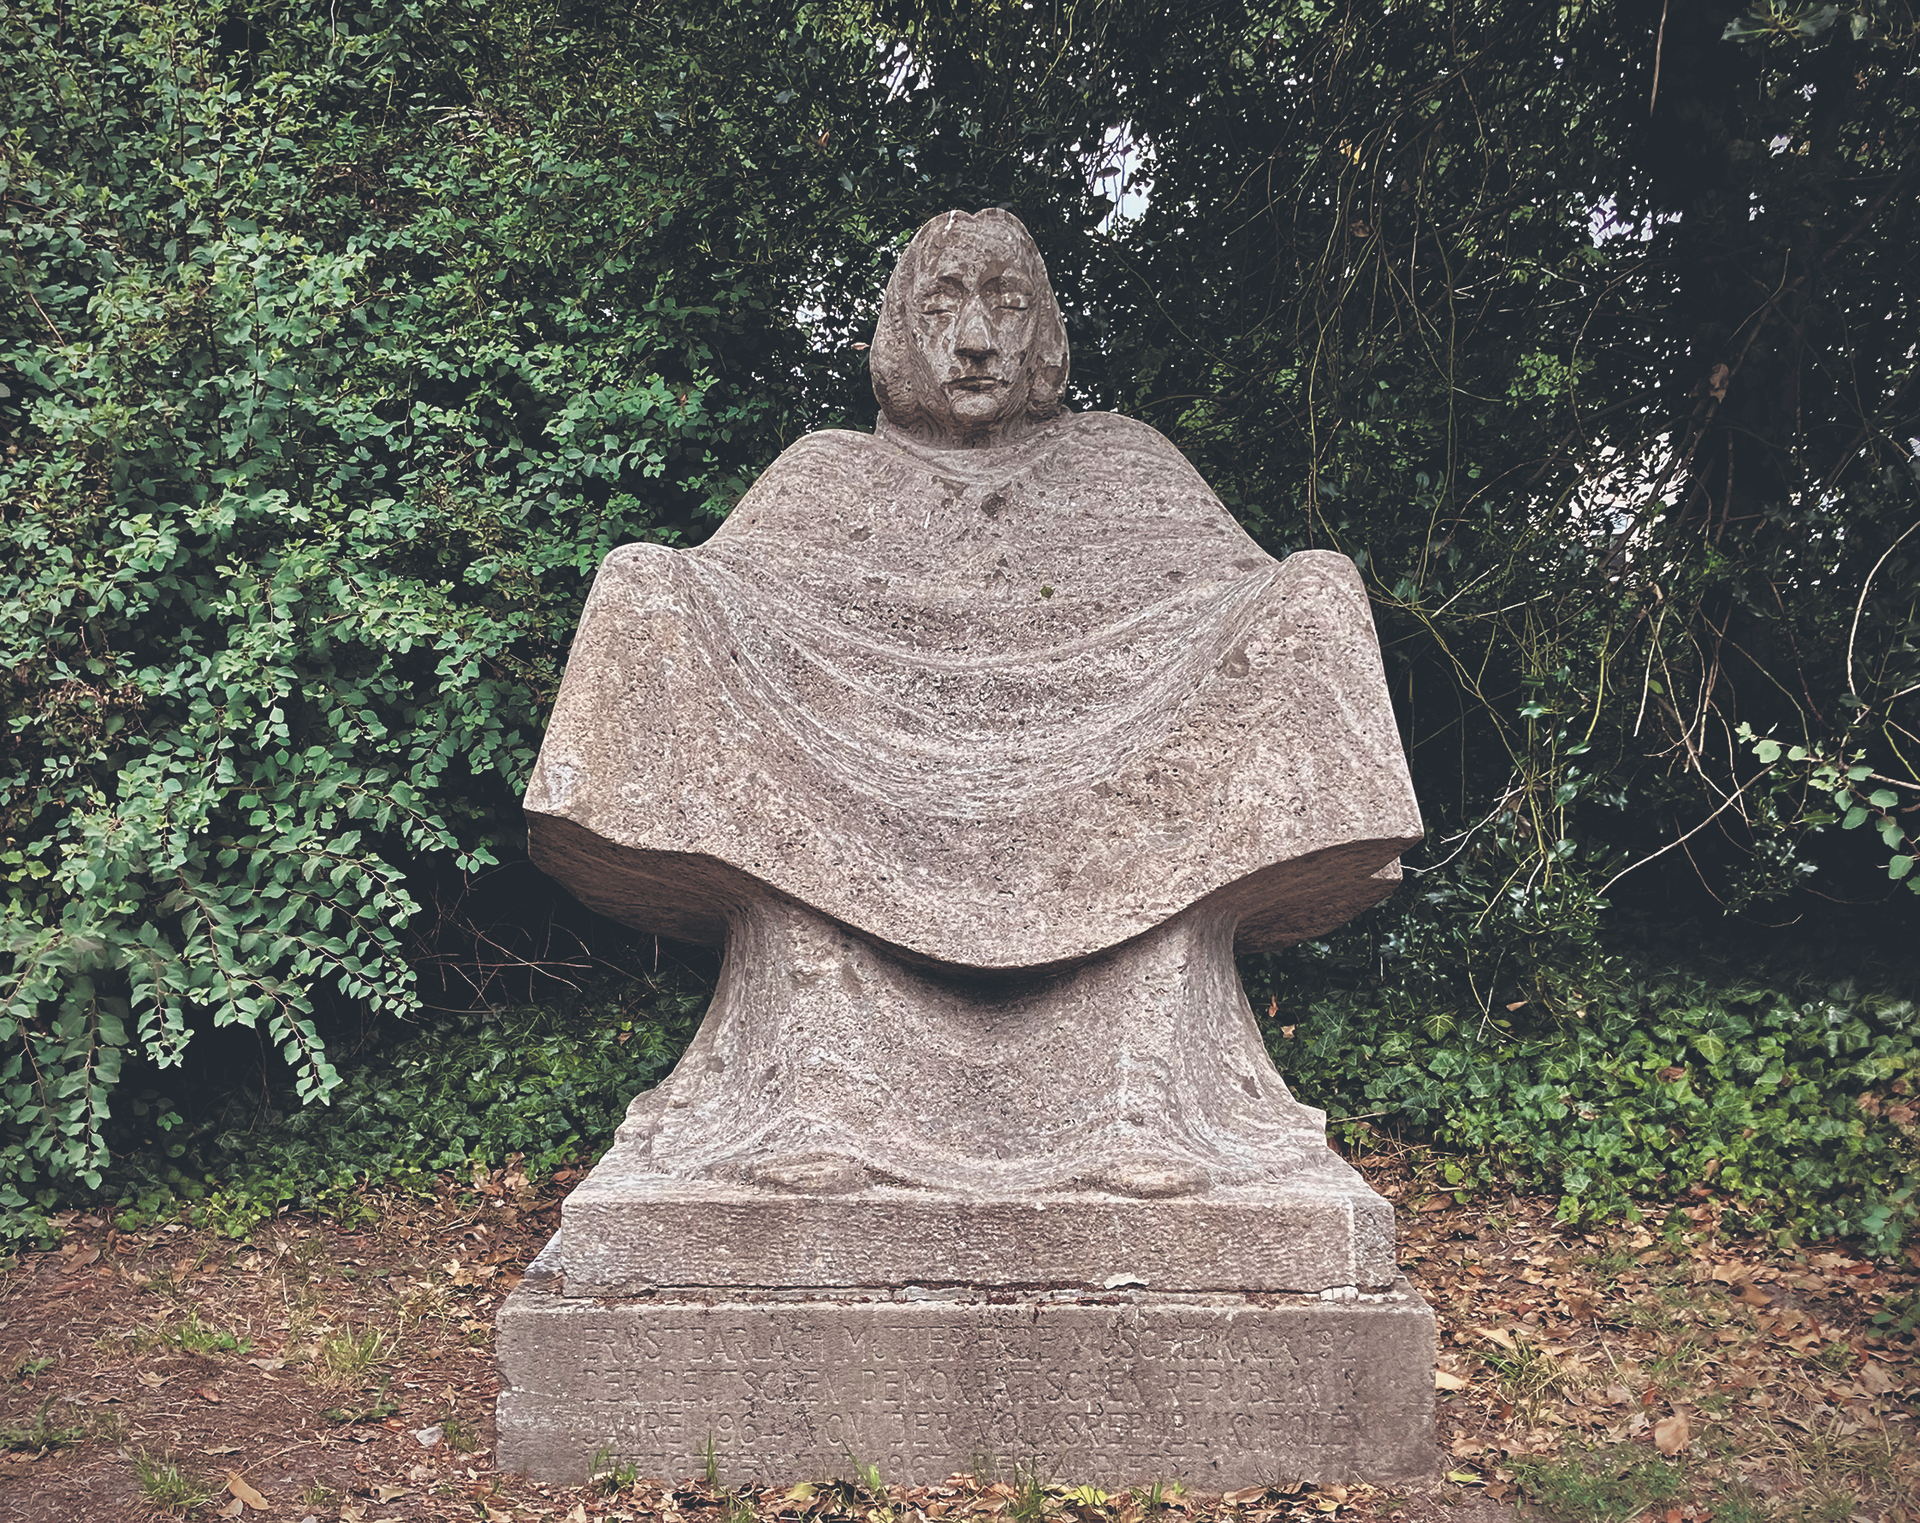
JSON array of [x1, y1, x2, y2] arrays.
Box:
[[498, 209, 1438, 1488]]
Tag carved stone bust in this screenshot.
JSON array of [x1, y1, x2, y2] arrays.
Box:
[[523, 208, 1421, 1214], [870, 207, 1070, 449]]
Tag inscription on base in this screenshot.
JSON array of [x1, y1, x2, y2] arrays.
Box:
[[498, 1291, 1436, 1487]]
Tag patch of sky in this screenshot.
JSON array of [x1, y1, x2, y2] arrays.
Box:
[[1092, 123, 1152, 235], [1588, 195, 1679, 246]]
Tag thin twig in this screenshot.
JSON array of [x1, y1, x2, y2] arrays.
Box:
[[1846, 518, 1920, 700], [1598, 763, 1780, 896], [24, 289, 66, 346], [1650, 0, 1670, 114]]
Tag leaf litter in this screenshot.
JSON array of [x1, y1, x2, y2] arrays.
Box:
[[0, 1147, 1907, 1520]]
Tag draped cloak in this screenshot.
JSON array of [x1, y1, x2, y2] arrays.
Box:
[[524, 411, 1422, 973]]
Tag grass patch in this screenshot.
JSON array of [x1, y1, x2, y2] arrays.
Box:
[[1481, 1335, 1581, 1420], [0, 1398, 87, 1452], [1509, 1443, 1688, 1522], [312, 1322, 391, 1385], [133, 1452, 217, 1511], [321, 1393, 401, 1426], [590, 1445, 640, 1495], [162, 1310, 252, 1355]]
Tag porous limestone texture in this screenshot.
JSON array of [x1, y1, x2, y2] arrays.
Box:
[[526, 439, 1421, 973], [496, 1238, 1439, 1488], [559, 1169, 1396, 1297], [595, 897, 1348, 1200]]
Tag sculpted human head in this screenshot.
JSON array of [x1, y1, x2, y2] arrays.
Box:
[[871, 209, 1070, 448]]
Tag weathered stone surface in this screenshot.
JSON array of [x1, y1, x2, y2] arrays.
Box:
[[497, 1240, 1438, 1488], [526, 421, 1420, 975], [516, 206, 1423, 1204], [559, 1167, 1397, 1297], [525, 210, 1420, 978], [500, 210, 1435, 1485], [590, 897, 1346, 1202]]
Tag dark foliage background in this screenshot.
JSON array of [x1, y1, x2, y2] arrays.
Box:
[[2, 0, 1915, 1245]]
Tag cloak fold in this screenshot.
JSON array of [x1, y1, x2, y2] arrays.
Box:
[[526, 411, 1421, 972]]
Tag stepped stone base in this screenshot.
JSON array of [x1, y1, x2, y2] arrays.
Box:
[[560, 1159, 1398, 1296], [496, 1234, 1438, 1488]]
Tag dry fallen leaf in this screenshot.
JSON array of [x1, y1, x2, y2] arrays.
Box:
[[136, 1371, 170, 1388], [1653, 1411, 1692, 1455], [1860, 1361, 1897, 1394], [1435, 1369, 1470, 1391], [226, 1471, 270, 1510]]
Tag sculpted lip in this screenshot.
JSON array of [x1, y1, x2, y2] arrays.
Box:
[[946, 376, 1003, 391]]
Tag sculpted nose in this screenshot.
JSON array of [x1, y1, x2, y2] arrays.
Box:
[[953, 299, 996, 361]]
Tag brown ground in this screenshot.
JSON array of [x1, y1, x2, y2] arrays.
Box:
[[0, 1147, 1911, 1522]]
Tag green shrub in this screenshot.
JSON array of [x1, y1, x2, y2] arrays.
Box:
[[105, 970, 707, 1234], [1267, 947, 1919, 1254]]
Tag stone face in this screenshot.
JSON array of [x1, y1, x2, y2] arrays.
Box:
[[497, 1246, 1438, 1488], [500, 208, 1435, 1486]]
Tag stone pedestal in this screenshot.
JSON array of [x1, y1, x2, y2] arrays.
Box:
[[497, 1072, 1440, 1486], [496, 1235, 1438, 1488]]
